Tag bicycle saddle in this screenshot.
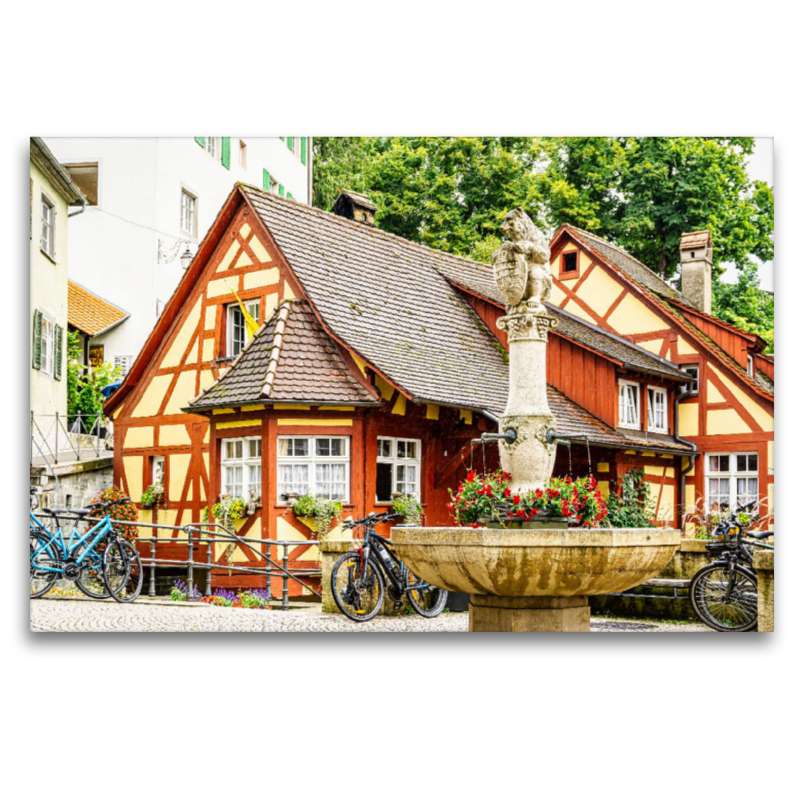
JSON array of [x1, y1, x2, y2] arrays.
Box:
[[747, 530, 773, 540], [43, 507, 92, 517]]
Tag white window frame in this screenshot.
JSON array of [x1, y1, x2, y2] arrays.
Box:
[[277, 435, 350, 503], [114, 355, 133, 376], [180, 189, 197, 237], [706, 452, 759, 514], [646, 386, 668, 433], [226, 299, 260, 357], [221, 436, 262, 499], [41, 193, 55, 258], [40, 314, 55, 376], [682, 364, 700, 395], [376, 437, 422, 501], [618, 380, 640, 429], [152, 455, 165, 487], [205, 137, 219, 159]]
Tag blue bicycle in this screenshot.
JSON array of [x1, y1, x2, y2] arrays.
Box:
[[30, 494, 143, 603]]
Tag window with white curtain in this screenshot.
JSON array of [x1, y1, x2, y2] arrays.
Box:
[[277, 436, 350, 502], [647, 386, 667, 433], [707, 453, 759, 513], [618, 380, 640, 429], [376, 437, 422, 502], [221, 437, 262, 498]]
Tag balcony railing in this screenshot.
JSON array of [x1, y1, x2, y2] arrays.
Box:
[[30, 412, 114, 469]]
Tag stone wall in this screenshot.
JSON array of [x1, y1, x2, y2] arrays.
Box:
[[754, 551, 774, 632], [33, 456, 114, 511]]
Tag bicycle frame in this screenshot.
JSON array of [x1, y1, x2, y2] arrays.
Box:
[[31, 513, 114, 575], [353, 523, 430, 596]]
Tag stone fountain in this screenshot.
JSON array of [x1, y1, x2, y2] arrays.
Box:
[[392, 208, 680, 632]]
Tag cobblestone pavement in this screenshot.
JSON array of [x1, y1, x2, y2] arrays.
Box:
[[30, 598, 711, 633]]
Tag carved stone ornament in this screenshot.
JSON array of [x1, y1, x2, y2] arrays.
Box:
[[533, 422, 557, 456], [497, 310, 558, 342]]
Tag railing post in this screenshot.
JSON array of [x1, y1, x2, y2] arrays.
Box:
[[149, 537, 157, 596], [186, 527, 195, 599], [265, 541, 272, 601], [205, 530, 213, 596], [54, 411, 59, 464], [282, 543, 290, 611]]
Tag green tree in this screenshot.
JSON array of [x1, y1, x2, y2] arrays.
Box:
[[712, 264, 774, 352], [66, 331, 122, 427]]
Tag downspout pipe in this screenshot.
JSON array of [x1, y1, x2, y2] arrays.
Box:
[[675, 384, 699, 529], [68, 198, 86, 218]]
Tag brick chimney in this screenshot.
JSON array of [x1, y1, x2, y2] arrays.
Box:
[[332, 190, 377, 226], [679, 230, 713, 313]]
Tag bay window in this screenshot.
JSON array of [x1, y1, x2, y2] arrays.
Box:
[[221, 437, 262, 499], [647, 386, 667, 433], [707, 452, 759, 513], [376, 437, 422, 502], [277, 436, 349, 502], [618, 380, 640, 429]]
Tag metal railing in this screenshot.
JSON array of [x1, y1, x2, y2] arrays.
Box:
[[35, 513, 321, 610], [30, 412, 114, 468]]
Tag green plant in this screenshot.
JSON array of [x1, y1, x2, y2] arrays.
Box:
[[292, 494, 343, 538], [448, 470, 607, 528], [392, 493, 422, 525], [66, 331, 122, 426], [211, 495, 247, 528], [140, 482, 165, 510], [92, 485, 138, 540], [604, 468, 655, 528]]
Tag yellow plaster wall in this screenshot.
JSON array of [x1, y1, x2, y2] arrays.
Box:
[[638, 339, 664, 355], [606, 293, 665, 336], [426, 404, 440, 420], [164, 371, 198, 416], [202, 339, 214, 362], [249, 236, 270, 263], [204, 306, 217, 329], [706, 380, 725, 403], [156, 510, 177, 537], [240, 223, 251, 239], [575, 268, 624, 317], [123, 456, 143, 500], [563, 299, 597, 324], [283, 280, 296, 300], [277, 419, 353, 427], [244, 268, 279, 289], [460, 409, 473, 425], [707, 408, 750, 435], [375, 375, 395, 401], [124, 426, 153, 449], [708, 364, 773, 432], [274, 404, 310, 410], [161, 300, 201, 369], [207, 277, 233, 298], [677, 336, 698, 355], [679, 403, 699, 437], [549, 283, 566, 305], [768, 441, 774, 473], [216, 419, 260, 430], [159, 424, 192, 447], [768, 483, 774, 516], [392, 395, 407, 415], [263, 292, 278, 322], [597, 480, 610, 499], [235, 249, 252, 268], [199, 369, 215, 393], [597, 462, 609, 473], [169, 454, 191, 500], [131, 374, 173, 418], [644, 465, 675, 479], [215, 241, 240, 273]]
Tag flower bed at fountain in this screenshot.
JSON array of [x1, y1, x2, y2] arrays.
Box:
[[448, 469, 608, 528]]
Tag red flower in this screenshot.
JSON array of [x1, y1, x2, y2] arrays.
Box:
[[466, 470, 476, 482], [512, 494, 521, 504], [516, 509, 525, 518], [503, 487, 511, 498]]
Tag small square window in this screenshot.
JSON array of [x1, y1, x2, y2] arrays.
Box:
[[561, 251, 578, 274], [180, 189, 197, 237], [682, 364, 699, 394]]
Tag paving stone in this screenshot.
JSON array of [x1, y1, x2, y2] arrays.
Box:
[[30, 599, 710, 633]]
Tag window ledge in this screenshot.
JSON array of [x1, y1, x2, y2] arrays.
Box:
[[40, 248, 57, 265]]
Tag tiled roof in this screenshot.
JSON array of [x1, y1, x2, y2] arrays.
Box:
[[430, 251, 688, 381], [68, 281, 129, 336], [189, 300, 380, 410], [240, 185, 511, 413], [565, 225, 683, 300]]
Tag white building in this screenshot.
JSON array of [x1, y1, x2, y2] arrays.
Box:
[[47, 137, 312, 371], [30, 137, 85, 419]]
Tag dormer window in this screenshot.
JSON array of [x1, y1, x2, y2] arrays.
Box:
[[647, 386, 668, 433], [561, 251, 578, 275]]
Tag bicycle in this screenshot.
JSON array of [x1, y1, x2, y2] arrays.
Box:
[[30, 496, 143, 603], [689, 499, 774, 632], [330, 511, 448, 622]]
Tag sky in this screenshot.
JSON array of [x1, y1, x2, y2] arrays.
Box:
[[718, 137, 773, 291]]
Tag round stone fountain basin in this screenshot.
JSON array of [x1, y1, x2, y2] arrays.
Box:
[[392, 527, 680, 597]]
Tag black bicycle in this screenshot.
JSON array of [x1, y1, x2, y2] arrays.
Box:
[[689, 500, 773, 632], [330, 512, 448, 622]]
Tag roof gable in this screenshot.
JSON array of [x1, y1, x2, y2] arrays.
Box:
[[68, 281, 129, 336]]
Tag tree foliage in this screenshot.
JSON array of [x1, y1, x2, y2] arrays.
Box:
[[313, 136, 774, 340], [66, 331, 121, 425]]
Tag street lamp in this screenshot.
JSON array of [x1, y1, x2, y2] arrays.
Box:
[[180, 245, 194, 270]]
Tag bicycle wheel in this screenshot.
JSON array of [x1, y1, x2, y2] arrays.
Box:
[[30, 531, 59, 598], [690, 563, 758, 632], [406, 571, 448, 618], [331, 552, 385, 622], [74, 542, 111, 599], [103, 539, 143, 603]]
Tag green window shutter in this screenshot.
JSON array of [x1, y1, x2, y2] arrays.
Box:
[[54, 324, 63, 380], [301, 137, 307, 165], [32, 310, 42, 370], [279, 184, 285, 197], [287, 192, 293, 200], [286, 137, 293, 151], [221, 137, 231, 169], [280, 136, 285, 142], [263, 169, 271, 190], [195, 136, 206, 148]]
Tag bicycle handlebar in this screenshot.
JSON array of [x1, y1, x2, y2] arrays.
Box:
[[86, 496, 132, 512], [343, 511, 404, 528]]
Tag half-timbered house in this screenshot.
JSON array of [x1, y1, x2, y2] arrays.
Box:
[[104, 184, 772, 590]]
